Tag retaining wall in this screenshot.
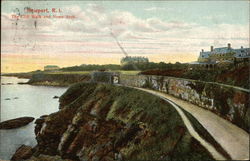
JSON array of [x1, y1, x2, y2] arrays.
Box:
[[120, 74, 250, 132]]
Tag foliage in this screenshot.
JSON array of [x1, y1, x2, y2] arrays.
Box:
[[120, 56, 149, 64], [182, 70, 219, 82], [60, 64, 121, 71], [141, 64, 249, 89], [57, 61, 189, 73], [182, 64, 249, 88], [122, 62, 188, 71]]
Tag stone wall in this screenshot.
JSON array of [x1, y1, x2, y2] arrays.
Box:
[[91, 72, 120, 84], [120, 74, 250, 132]]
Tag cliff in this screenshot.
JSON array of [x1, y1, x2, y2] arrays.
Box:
[[18, 83, 216, 160], [28, 73, 91, 86]]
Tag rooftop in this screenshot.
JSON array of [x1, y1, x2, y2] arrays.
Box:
[[212, 47, 234, 54]]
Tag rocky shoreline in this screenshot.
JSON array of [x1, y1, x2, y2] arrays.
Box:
[[27, 73, 91, 87], [1, 73, 33, 79], [2, 73, 91, 87], [10, 82, 215, 161]]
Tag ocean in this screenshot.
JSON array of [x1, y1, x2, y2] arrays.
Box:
[[0, 76, 67, 160]]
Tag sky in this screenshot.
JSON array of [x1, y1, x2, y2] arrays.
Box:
[[1, 0, 249, 73]]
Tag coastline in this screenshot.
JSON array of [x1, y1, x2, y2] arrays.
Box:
[[3, 72, 92, 87], [24, 81, 70, 87]]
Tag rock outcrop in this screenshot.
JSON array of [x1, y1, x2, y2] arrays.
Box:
[[53, 96, 60, 99], [11, 145, 33, 161], [0, 117, 34, 129], [15, 83, 214, 160], [34, 115, 48, 136]]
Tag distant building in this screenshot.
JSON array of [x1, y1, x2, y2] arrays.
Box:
[[44, 65, 60, 71], [120, 56, 149, 65], [198, 43, 250, 63], [189, 43, 250, 69]]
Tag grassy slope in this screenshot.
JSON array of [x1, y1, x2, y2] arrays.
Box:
[[48, 83, 213, 160]]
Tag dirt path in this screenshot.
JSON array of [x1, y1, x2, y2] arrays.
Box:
[[136, 88, 249, 160]]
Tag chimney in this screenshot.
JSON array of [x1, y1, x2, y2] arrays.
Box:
[[241, 46, 243, 49], [228, 43, 231, 49], [210, 46, 214, 52]]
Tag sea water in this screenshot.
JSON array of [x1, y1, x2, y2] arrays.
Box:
[[0, 76, 67, 160]]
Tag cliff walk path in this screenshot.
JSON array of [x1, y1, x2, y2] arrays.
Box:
[[135, 88, 249, 160]]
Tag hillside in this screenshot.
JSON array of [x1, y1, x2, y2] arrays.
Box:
[[141, 64, 250, 89], [13, 83, 216, 161], [215, 65, 249, 89]]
